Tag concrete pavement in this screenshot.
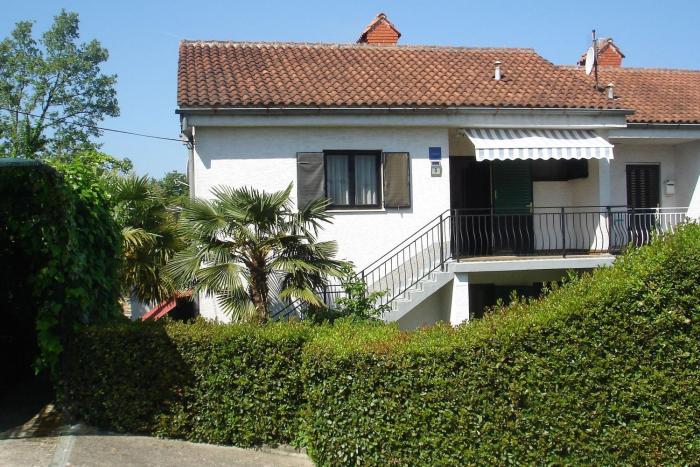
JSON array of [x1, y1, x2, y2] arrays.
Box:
[[1, 384, 313, 467]]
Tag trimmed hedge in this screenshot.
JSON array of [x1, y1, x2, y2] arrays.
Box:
[[59, 225, 700, 464], [302, 224, 700, 465], [59, 320, 313, 447]]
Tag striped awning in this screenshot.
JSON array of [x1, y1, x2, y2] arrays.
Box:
[[461, 128, 614, 161]]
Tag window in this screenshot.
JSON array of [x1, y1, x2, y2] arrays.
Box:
[[296, 150, 411, 210], [324, 151, 381, 208], [532, 159, 588, 181]]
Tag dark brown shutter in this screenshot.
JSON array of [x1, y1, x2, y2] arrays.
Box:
[[626, 164, 660, 209], [296, 152, 324, 208], [383, 152, 411, 208]]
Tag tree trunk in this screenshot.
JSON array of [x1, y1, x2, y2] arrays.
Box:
[[248, 260, 269, 324]]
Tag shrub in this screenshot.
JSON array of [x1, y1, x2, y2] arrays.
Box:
[[302, 224, 700, 465], [305, 265, 390, 323], [59, 319, 314, 447], [0, 158, 121, 377]]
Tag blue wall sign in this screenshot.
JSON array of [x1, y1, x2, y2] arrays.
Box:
[[428, 147, 442, 160]]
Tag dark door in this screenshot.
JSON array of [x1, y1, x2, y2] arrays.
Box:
[[493, 160, 533, 214], [492, 160, 534, 254], [626, 164, 660, 245], [450, 157, 492, 256]]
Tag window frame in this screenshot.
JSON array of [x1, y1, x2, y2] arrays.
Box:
[[323, 150, 382, 209]]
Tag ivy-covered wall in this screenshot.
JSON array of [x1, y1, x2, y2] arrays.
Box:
[[0, 158, 121, 380]]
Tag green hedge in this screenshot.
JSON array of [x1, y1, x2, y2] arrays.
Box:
[[59, 225, 700, 464], [302, 224, 700, 465], [59, 320, 313, 447]]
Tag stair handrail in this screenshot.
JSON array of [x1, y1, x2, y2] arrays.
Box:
[[271, 211, 454, 319], [359, 209, 451, 277]]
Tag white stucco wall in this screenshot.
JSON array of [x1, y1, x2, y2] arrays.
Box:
[[533, 160, 603, 207], [193, 126, 451, 269], [675, 141, 700, 216], [609, 143, 677, 207], [396, 282, 451, 330], [193, 126, 451, 320]]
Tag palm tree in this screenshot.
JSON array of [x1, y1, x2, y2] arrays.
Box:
[[111, 175, 183, 303], [166, 184, 347, 323]]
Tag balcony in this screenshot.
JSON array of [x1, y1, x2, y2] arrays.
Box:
[[451, 206, 691, 259], [356, 206, 692, 309]]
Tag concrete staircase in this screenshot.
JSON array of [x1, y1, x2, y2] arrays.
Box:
[[381, 267, 453, 322]]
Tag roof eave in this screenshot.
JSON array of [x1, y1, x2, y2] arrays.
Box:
[[626, 122, 700, 129], [176, 106, 633, 117]]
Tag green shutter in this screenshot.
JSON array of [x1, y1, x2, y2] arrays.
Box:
[[492, 160, 533, 214]]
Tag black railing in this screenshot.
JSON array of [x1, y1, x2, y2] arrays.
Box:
[[271, 206, 691, 319], [452, 206, 627, 257]]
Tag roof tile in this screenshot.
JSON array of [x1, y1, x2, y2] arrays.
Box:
[[594, 67, 700, 123], [177, 41, 619, 110]]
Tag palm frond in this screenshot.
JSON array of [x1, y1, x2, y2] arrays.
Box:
[[278, 285, 324, 307], [167, 184, 346, 322], [121, 226, 156, 249], [111, 174, 151, 203], [216, 287, 257, 322], [195, 262, 245, 294]]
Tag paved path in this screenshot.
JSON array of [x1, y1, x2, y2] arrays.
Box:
[[49, 429, 313, 467], [1, 384, 313, 467]]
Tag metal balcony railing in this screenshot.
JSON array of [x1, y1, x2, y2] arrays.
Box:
[[271, 206, 693, 319]]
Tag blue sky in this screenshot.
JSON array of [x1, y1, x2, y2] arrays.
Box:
[[3, 0, 699, 177]]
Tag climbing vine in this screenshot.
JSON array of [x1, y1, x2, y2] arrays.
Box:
[[0, 155, 122, 375]]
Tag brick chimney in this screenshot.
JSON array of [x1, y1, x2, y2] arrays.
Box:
[[578, 38, 625, 67], [357, 13, 401, 45]]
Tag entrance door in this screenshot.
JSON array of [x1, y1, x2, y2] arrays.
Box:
[[450, 157, 492, 256], [493, 160, 533, 214], [492, 160, 534, 254], [626, 164, 660, 245]]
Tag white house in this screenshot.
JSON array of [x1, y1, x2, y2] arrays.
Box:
[[176, 14, 700, 327]]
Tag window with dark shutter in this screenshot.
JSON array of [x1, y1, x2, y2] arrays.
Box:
[[383, 152, 411, 209], [296, 152, 325, 208]]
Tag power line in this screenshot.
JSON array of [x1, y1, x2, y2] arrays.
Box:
[[0, 106, 184, 143]]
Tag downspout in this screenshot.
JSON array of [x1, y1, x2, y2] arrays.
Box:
[[181, 116, 195, 199]]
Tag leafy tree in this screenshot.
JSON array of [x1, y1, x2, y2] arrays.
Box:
[[167, 184, 347, 323], [50, 149, 131, 183], [155, 171, 188, 206], [0, 10, 118, 159]]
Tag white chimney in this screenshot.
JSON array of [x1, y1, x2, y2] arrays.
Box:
[[494, 61, 502, 81], [606, 83, 615, 99]]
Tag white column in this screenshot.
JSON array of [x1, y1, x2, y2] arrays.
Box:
[[597, 158, 612, 251], [598, 158, 611, 206], [449, 272, 470, 325]]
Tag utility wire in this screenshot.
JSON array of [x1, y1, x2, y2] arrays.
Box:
[[0, 106, 184, 143]]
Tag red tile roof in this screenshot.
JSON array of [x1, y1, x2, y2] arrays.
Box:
[[177, 41, 621, 110], [593, 67, 700, 123]]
